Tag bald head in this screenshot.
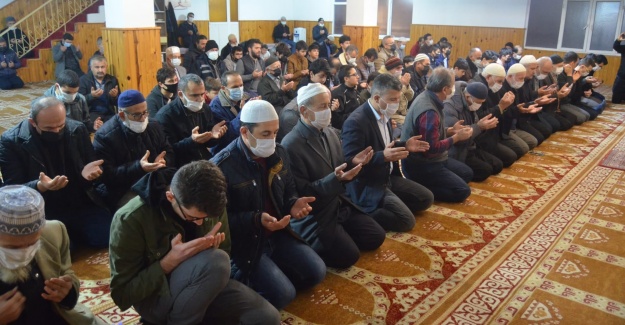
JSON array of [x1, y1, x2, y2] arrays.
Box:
[[29, 97, 66, 134]]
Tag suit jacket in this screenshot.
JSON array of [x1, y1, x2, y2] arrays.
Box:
[[341, 101, 405, 213], [36, 220, 104, 325], [257, 75, 295, 113], [282, 120, 363, 250]]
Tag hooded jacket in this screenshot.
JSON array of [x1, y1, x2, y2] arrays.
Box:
[[146, 85, 176, 118], [109, 168, 231, 311], [44, 85, 93, 132]]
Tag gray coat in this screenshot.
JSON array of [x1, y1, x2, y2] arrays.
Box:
[[442, 81, 483, 162], [43, 85, 93, 132], [52, 42, 83, 78]]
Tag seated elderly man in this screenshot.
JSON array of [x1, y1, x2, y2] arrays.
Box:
[[163, 46, 187, 79], [342, 74, 434, 231], [0, 185, 102, 325], [281, 83, 385, 268], [0, 38, 24, 90], [535, 56, 575, 131], [44, 70, 101, 133], [401, 68, 473, 203], [408, 53, 430, 98], [0, 97, 111, 248], [210, 100, 326, 310], [79, 55, 120, 123], [338, 45, 359, 67], [93, 90, 174, 210], [472, 63, 519, 167], [156, 74, 228, 167], [443, 82, 502, 182], [375, 35, 398, 71], [258, 56, 296, 113], [110, 162, 280, 325], [146, 67, 179, 117]]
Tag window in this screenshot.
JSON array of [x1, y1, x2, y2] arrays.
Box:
[[526, 0, 624, 54], [334, 2, 346, 34]]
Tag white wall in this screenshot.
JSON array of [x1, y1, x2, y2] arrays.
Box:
[[412, 0, 529, 28], [165, 0, 209, 21], [0, 0, 14, 10], [238, 0, 332, 21], [105, 0, 154, 28]]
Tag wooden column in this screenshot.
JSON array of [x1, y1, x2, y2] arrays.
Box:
[[342, 26, 380, 53], [101, 27, 161, 96]]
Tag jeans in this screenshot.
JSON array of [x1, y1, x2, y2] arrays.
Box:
[[403, 158, 472, 203], [235, 231, 326, 310], [0, 74, 24, 90], [49, 204, 112, 248], [135, 249, 280, 325], [317, 206, 386, 269], [277, 38, 296, 53]]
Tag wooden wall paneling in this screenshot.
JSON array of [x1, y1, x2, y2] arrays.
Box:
[[342, 25, 380, 54], [230, 0, 238, 22], [102, 27, 161, 96], [0, 0, 49, 24], [176, 20, 209, 45], [292, 21, 333, 46], [239, 20, 332, 47], [209, 0, 227, 23], [73, 23, 105, 72]]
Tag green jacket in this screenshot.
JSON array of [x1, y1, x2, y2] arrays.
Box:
[[109, 196, 231, 311]]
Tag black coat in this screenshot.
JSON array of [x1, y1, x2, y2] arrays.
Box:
[[146, 85, 175, 118], [272, 23, 291, 43], [155, 97, 221, 167], [331, 83, 363, 130], [182, 48, 204, 75], [282, 120, 364, 250], [210, 138, 302, 281], [78, 71, 120, 115], [92, 115, 175, 205], [177, 21, 198, 48], [257, 75, 295, 112]]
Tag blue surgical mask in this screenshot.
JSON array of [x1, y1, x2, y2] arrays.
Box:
[[228, 86, 244, 101], [63, 42, 72, 48]]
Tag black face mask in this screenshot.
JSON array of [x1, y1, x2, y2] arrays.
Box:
[[446, 49, 451, 56], [279, 56, 288, 63], [38, 127, 65, 143], [162, 82, 178, 94], [390, 44, 397, 52], [421, 65, 430, 75], [272, 68, 282, 77]]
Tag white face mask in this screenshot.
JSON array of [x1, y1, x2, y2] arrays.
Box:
[[379, 97, 399, 119], [123, 117, 149, 133], [581, 71, 589, 77], [281, 21, 286, 25], [0, 241, 40, 270], [182, 92, 204, 112], [247, 132, 276, 158], [536, 73, 548, 80], [446, 85, 456, 100], [307, 107, 331, 130], [348, 57, 357, 65], [490, 82, 503, 93], [188, 17, 194, 23], [207, 51, 219, 61], [172, 58, 181, 66], [392, 70, 402, 78], [228, 86, 244, 101], [427, 40, 434, 46], [509, 79, 524, 89], [367, 61, 375, 68], [555, 67, 564, 75], [473, 59, 482, 68], [319, 23, 324, 27], [56, 88, 77, 103], [261, 52, 271, 61], [593, 65, 601, 72], [468, 98, 482, 111], [9, 26, 16, 31]]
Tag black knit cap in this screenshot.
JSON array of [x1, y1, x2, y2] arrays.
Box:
[[550, 54, 564, 64]]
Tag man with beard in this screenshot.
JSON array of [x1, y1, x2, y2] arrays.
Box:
[[241, 39, 265, 94], [79, 55, 120, 123], [183, 35, 208, 76], [0, 185, 102, 324]]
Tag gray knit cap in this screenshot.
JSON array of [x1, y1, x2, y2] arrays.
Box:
[[0, 185, 46, 236]]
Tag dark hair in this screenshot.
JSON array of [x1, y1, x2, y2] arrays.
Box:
[[62, 33, 74, 41], [156, 67, 177, 83], [453, 58, 469, 71], [220, 70, 241, 86], [595, 54, 608, 65], [295, 40, 308, 52], [482, 50, 499, 61], [439, 37, 448, 44], [499, 48, 513, 57], [371, 73, 402, 96], [179, 73, 203, 93], [246, 38, 261, 50], [339, 35, 351, 44], [403, 56, 414, 64], [204, 77, 222, 91], [579, 57, 595, 68], [417, 36, 424, 43], [57, 70, 80, 88], [241, 121, 258, 133], [170, 161, 227, 218], [505, 42, 514, 48], [308, 43, 320, 52], [426, 67, 453, 93], [196, 35, 208, 44], [563, 51, 579, 64], [440, 42, 451, 50], [424, 33, 432, 39], [309, 58, 331, 75], [231, 46, 243, 54], [364, 48, 378, 60], [275, 42, 291, 57], [187, 12, 194, 17], [367, 71, 380, 84], [261, 44, 268, 50], [338, 65, 355, 84], [31, 96, 64, 122]]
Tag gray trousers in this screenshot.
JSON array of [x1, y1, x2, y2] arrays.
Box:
[[134, 248, 280, 325], [560, 103, 590, 125], [511, 129, 538, 151]]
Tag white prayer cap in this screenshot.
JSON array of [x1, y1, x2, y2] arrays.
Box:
[[507, 63, 526, 75], [297, 83, 329, 107], [519, 55, 537, 65], [482, 63, 506, 78], [0, 185, 46, 236], [415, 54, 429, 62], [240, 100, 278, 123]]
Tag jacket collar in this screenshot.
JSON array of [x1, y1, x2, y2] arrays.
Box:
[[364, 100, 390, 148], [235, 136, 281, 168], [294, 120, 333, 168]]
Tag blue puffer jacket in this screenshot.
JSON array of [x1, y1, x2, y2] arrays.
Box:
[[210, 137, 303, 281], [0, 48, 20, 76]]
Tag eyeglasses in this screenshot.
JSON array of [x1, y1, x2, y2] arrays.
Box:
[[125, 111, 149, 120], [174, 196, 207, 222]]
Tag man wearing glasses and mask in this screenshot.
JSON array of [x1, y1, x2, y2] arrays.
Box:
[[93, 90, 175, 210], [109, 161, 280, 325]]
